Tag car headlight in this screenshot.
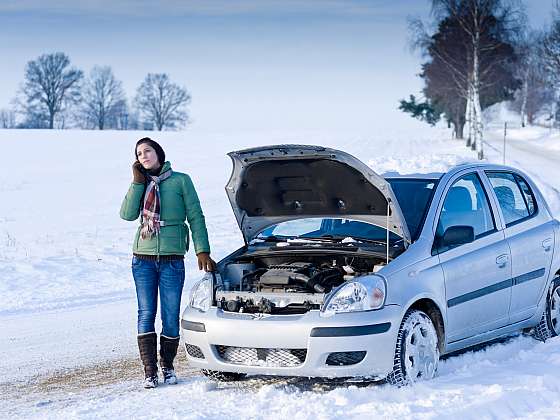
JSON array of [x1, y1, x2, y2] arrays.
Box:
[[320, 275, 386, 317], [189, 273, 213, 312]]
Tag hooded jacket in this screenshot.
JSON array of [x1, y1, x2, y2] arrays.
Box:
[[120, 161, 210, 256]]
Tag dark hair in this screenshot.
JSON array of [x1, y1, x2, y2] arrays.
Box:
[[135, 137, 165, 166]]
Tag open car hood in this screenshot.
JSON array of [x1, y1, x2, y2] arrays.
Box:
[[226, 145, 411, 245]]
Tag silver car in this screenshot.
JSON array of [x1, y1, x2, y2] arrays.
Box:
[[181, 145, 560, 385]]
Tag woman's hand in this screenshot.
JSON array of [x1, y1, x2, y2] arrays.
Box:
[[197, 252, 216, 272], [132, 161, 146, 184]]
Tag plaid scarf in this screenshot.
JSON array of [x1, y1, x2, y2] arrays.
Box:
[[140, 168, 173, 240]]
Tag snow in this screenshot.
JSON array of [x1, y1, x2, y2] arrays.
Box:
[[6, 336, 560, 419], [2, 122, 560, 418]]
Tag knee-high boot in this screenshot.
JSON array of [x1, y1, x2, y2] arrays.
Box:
[[137, 332, 158, 388], [160, 335, 180, 385]]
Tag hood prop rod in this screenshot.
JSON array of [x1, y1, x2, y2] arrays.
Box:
[[386, 199, 391, 264]]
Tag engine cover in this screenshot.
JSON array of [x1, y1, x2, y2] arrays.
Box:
[[258, 263, 313, 287]]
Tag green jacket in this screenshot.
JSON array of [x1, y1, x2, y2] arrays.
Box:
[[120, 161, 211, 256]]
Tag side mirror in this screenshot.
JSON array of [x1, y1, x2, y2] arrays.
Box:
[[441, 225, 474, 250]]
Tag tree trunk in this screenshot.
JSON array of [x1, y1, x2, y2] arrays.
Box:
[[520, 67, 529, 128], [454, 119, 465, 139], [99, 109, 105, 130], [472, 51, 484, 160], [465, 90, 472, 148]]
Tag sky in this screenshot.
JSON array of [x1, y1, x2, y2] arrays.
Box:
[[0, 0, 555, 132]]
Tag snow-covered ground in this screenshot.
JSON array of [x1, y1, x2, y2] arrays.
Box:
[[2, 122, 560, 419]]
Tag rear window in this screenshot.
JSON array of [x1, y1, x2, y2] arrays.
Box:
[[486, 172, 537, 227], [388, 179, 438, 241]]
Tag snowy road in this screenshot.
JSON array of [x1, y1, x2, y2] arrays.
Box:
[[0, 299, 137, 383], [5, 334, 560, 419]]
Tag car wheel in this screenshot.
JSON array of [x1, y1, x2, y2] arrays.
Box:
[[386, 309, 440, 387], [533, 278, 560, 342], [201, 369, 247, 382]]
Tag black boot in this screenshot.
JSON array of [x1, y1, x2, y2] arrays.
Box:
[[137, 332, 158, 388], [160, 335, 180, 385]]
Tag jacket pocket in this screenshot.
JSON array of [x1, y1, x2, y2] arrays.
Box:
[[158, 225, 182, 254], [135, 231, 157, 254]]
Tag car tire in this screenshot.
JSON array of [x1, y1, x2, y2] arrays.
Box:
[[533, 277, 560, 342], [386, 309, 440, 387], [201, 369, 247, 382]]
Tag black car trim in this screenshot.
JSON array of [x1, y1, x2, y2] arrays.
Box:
[[513, 268, 546, 285], [181, 320, 206, 332], [310, 322, 391, 337], [447, 267, 546, 308]]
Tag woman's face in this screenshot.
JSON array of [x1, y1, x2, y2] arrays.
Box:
[[136, 143, 160, 170]]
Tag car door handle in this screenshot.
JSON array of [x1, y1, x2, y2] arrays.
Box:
[[542, 238, 553, 252], [496, 254, 509, 268]]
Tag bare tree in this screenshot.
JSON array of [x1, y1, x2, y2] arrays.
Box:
[[513, 32, 554, 126], [412, 1, 524, 158], [0, 108, 16, 128], [542, 7, 560, 127], [19, 52, 83, 129], [135, 73, 190, 131], [81, 66, 126, 130]]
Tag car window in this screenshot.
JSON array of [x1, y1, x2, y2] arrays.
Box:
[[436, 173, 495, 243], [514, 174, 537, 216], [256, 217, 401, 242], [486, 172, 531, 226], [388, 179, 437, 241], [268, 218, 323, 236]]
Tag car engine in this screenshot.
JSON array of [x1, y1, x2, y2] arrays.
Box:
[[215, 255, 383, 314]]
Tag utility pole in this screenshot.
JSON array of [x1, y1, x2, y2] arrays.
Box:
[[503, 122, 507, 165]]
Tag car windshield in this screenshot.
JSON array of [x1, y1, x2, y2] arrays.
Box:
[[254, 218, 402, 244], [387, 178, 438, 241]]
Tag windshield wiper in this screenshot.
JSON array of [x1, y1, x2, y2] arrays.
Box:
[[305, 234, 389, 246], [346, 237, 389, 246], [251, 235, 294, 243], [296, 235, 345, 243]]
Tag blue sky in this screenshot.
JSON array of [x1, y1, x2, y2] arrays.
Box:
[[0, 0, 555, 132]]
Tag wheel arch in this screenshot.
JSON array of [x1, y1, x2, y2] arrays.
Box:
[[546, 269, 560, 296], [406, 298, 446, 353]]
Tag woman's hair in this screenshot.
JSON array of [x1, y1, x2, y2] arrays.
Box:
[[135, 137, 166, 165]]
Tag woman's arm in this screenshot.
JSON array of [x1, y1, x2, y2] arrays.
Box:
[[182, 175, 211, 255], [120, 162, 146, 221], [120, 182, 145, 221]]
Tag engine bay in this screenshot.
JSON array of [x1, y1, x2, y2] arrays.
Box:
[[215, 252, 386, 315]]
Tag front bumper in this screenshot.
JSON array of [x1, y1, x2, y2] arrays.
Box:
[[181, 305, 402, 379]]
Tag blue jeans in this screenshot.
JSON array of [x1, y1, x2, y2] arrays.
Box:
[[132, 256, 185, 338]]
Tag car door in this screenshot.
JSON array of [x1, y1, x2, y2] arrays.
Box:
[[485, 171, 555, 323], [435, 171, 512, 343]]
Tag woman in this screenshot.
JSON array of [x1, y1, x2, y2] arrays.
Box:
[[120, 137, 215, 388]]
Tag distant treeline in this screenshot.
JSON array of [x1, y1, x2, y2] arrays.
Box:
[[399, 0, 560, 159], [0, 52, 190, 130]]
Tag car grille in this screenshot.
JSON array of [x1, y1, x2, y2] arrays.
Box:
[[185, 343, 205, 359], [215, 345, 307, 367], [326, 351, 366, 366]]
